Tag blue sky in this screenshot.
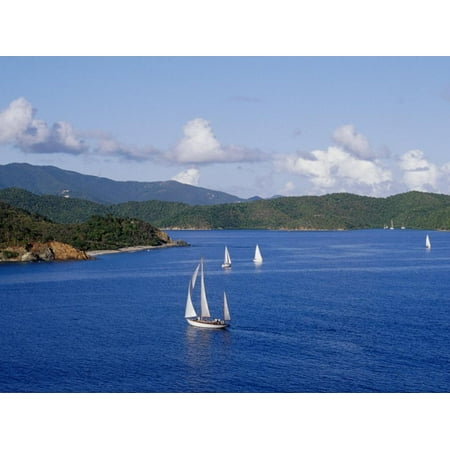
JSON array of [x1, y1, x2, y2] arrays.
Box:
[[1, 56, 450, 198]]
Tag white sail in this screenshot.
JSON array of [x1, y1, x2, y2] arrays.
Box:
[[253, 244, 263, 263], [426, 234, 431, 249], [185, 284, 197, 318], [222, 246, 231, 268], [223, 292, 231, 321], [184, 264, 200, 318], [200, 260, 211, 318], [191, 263, 200, 289]]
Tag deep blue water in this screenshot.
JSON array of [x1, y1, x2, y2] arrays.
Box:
[[1, 229, 450, 392]]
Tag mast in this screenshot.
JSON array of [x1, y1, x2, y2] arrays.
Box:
[[200, 259, 211, 318]]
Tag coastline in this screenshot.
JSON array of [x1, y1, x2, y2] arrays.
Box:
[[86, 242, 184, 257]]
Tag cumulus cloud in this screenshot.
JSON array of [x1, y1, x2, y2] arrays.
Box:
[[0, 97, 34, 143], [332, 124, 374, 160], [169, 118, 267, 164], [1, 98, 269, 168], [171, 118, 223, 163], [398, 149, 441, 191], [0, 97, 163, 161], [276, 146, 392, 195], [0, 97, 88, 154], [274, 124, 450, 196], [172, 168, 200, 186]]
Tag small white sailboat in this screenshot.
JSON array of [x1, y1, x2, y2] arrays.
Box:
[[425, 234, 431, 249], [390, 219, 394, 230], [221, 246, 232, 269], [185, 259, 230, 329], [253, 244, 263, 264]]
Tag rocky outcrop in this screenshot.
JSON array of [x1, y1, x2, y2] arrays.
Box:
[[1, 241, 90, 262]]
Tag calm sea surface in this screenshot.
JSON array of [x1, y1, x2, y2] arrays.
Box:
[[1, 229, 450, 392]]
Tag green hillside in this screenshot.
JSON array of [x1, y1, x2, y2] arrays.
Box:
[[1, 188, 450, 230], [0, 201, 176, 251], [116, 191, 450, 230], [0, 188, 108, 223]]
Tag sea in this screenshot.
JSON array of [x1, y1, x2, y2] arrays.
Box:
[[1, 228, 450, 394]]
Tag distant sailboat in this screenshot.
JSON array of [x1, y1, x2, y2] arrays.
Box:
[[221, 246, 232, 269], [185, 259, 230, 329], [253, 244, 263, 264], [425, 234, 431, 249], [390, 219, 394, 230]]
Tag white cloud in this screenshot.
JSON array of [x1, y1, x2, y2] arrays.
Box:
[[17, 119, 50, 147], [332, 124, 374, 159], [0, 99, 268, 167], [0, 97, 34, 143], [169, 118, 267, 164], [398, 149, 441, 191], [172, 168, 200, 185], [276, 146, 392, 195], [398, 149, 429, 171], [0, 97, 87, 154], [171, 118, 223, 163]]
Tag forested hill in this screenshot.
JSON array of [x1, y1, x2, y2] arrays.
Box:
[[0, 201, 177, 252], [1, 188, 450, 230]]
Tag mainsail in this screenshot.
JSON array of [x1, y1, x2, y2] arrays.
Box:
[[222, 246, 232, 268], [184, 263, 199, 318], [253, 244, 263, 263], [223, 292, 231, 321]]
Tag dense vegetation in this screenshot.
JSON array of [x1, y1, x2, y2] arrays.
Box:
[[1, 188, 450, 230], [0, 201, 173, 251]]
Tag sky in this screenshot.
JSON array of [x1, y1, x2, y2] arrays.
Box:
[[2, 55, 450, 199]]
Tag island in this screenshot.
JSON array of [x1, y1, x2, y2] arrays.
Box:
[[0, 201, 188, 263]]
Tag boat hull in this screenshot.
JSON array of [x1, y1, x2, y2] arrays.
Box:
[[221, 263, 231, 269], [186, 318, 229, 329]]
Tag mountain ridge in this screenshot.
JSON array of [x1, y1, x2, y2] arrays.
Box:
[[0, 162, 245, 205]]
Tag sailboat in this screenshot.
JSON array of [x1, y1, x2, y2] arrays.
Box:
[[425, 234, 431, 249], [253, 244, 263, 264], [185, 259, 231, 329], [221, 246, 232, 269]]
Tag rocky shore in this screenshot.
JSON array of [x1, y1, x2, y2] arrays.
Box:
[[0, 241, 91, 262], [0, 239, 189, 262]]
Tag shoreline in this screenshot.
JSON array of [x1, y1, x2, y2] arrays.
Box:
[[86, 242, 183, 257]]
